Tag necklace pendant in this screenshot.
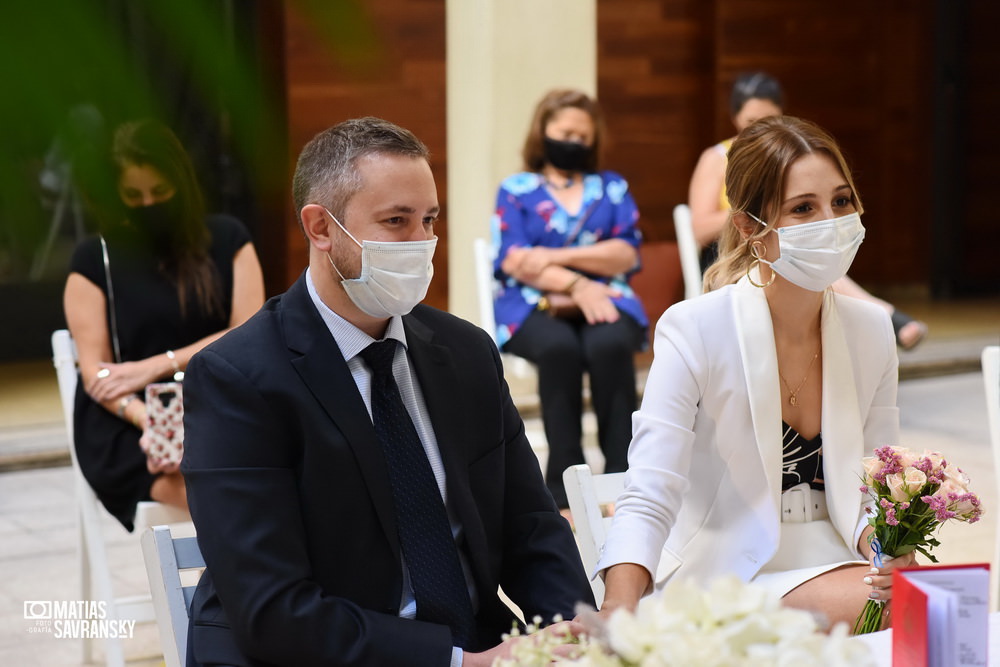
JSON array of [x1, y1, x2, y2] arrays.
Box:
[[789, 394, 798, 407]]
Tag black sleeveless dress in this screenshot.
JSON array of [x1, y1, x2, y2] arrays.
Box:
[[69, 215, 251, 531]]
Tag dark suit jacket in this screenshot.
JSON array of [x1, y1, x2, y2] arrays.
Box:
[[180, 273, 594, 666]]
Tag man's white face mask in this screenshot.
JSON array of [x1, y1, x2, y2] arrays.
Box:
[[748, 211, 865, 292], [323, 207, 437, 318]]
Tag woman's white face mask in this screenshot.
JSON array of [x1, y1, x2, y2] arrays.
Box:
[[323, 207, 437, 318], [748, 211, 865, 292]]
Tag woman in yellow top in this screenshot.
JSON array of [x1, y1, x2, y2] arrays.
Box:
[[688, 72, 927, 350]]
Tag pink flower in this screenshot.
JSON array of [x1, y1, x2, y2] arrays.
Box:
[[873, 446, 903, 480], [885, 506, 899, 526], [921, 494, 958, 522]]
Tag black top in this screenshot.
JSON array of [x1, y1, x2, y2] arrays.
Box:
[[70, 215, 251, 530], [781, 421, 824, 492]]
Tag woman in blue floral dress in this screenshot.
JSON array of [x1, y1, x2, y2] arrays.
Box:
[[490, 89, 648, 509]]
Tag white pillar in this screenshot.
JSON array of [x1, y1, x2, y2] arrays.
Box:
[[446, 0, 596, 325]]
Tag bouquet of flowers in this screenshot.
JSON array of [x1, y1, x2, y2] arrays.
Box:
[[493, 575, 874, 666], [854, 445, 983, 634]]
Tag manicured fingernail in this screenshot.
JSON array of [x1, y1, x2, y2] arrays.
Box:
[[869, 591, 880, 600], [863, 576, 873, 585], [870, 568, 880, 574]]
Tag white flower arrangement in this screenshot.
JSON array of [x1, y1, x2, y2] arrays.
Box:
[[494, 575, 875, 666]]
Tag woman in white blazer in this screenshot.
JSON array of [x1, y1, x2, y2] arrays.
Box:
[[597, 115, 914, 630]]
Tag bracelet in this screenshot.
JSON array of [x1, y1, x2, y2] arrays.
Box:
[[165, 349, 184, 381], [116, 395, 136, 419], [563, 272, 583, 294]]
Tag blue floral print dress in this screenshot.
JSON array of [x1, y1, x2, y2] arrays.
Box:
[[489, 170, 648, 348]]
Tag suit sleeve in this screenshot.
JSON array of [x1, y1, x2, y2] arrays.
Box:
[[595, 305, 702, 580], [484, 335, 597, 618], [181, 349, 453, 667], [853, 307, 901, 549]]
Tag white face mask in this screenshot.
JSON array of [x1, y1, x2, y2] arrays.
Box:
[[323, 207, 437, 318], [748, 212, 865, 291]]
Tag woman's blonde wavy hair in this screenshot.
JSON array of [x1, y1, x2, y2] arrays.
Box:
[[703, 115, 863, 292]]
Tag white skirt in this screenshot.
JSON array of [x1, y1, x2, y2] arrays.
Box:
[[751, 518, 865, 598]]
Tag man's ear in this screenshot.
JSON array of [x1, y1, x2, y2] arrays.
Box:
[[301, 204, 333, 252], [731, 211, 757, 241]]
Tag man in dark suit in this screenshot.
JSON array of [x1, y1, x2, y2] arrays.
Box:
[[180, 117, 594, 666]]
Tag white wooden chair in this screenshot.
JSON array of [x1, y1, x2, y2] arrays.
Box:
[[982, 346, 999, 611], [673, 203, 702, 300], [52, 329, 190, 665], [141, 525, 204, 667], [473, 237, 536, 381], [563, 464, 625, 605]]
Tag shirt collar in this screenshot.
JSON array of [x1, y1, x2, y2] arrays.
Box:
[[305, 267, 408, 361]]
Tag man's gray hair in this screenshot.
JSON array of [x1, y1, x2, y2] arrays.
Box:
[[292, 117, 430, 224]]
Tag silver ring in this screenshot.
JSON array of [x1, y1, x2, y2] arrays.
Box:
[[96, 368, 111, 379]]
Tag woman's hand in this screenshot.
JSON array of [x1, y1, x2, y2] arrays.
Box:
[[571, 279, 621, 325], [864, 550, 917, 603], [86, 358, 166, 403], [505, 246, 560, 282], [139, 428, 182, 475]]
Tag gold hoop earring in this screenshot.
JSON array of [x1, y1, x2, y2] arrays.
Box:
[[746, 240, 775, 288]]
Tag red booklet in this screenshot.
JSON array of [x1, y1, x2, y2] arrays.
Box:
[[892, 563, 989, 666]]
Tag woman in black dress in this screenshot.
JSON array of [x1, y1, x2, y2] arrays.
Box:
[[63, 119, 265, 530]]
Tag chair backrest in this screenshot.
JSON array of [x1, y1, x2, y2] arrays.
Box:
[[982, 346, 1000, 611], [563, 464, 626, 605], [473, 237, 498, 342], [472, 237, 536, 381], [141, 526, 205, 667], [52, 329, 79, 445], [673, 203, 703, 300]]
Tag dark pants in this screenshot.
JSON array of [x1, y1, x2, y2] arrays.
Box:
[[505, 309, 643, 508]]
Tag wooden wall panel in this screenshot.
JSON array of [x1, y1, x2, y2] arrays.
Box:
[[280, 0, 449, 308], [265, 0, 991, 302], [597, 0, 937, 289], [598, 0, 714, 245], [713, 0, 934, 286], [960, 1, 1000, 290]]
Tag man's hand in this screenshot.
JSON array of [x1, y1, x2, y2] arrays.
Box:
[[462, 620, 585, 667]]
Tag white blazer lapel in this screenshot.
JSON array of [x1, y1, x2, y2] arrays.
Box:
[[733, 275, 784, 515], [819, 290, 866, 546]]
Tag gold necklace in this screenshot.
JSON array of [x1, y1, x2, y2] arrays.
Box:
[[778, 350, 819, 407]]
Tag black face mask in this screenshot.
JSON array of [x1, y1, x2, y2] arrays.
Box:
[[543, 137, 593, 172], [127, 198, 181, 249]]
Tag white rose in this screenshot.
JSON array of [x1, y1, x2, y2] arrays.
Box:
[[890, 446, 918, 468], [942, 464, 970, 490], [885, 473, 909, 503], [861, 456, 883, 484], [921, 451, 945, 470], [903, 466, 928, 496]]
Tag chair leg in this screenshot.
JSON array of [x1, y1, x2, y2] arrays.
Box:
[[79, 503, 94, 665]]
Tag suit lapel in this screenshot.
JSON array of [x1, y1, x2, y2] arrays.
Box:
[[819, 291, 865, 545], [732, 276, 783, 515], [281, 276, 401, 558]]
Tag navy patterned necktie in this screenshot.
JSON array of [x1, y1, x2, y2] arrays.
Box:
[[359, 339, 474, 648]]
